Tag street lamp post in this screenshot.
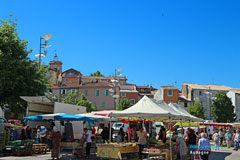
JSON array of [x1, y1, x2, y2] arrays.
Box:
[[35, 34, 52, 67], [111, 68, 123, 110]]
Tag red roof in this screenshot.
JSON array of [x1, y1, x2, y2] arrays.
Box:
[[136, 86, 150, 89], [51, 85, 59, 89], [199, 123, 232, 127]]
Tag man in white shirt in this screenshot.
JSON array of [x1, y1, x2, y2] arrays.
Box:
[[83, 128, 92, 158], [37, 126, 47, 143], [233, 129, 240, 151]]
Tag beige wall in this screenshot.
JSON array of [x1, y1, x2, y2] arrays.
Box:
[[79, 87, 120, 111]]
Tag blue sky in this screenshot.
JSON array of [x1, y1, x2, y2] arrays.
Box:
[[1, 0, 240, 89]]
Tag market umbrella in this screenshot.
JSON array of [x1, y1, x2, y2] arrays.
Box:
[[24, 113, 94, 122]]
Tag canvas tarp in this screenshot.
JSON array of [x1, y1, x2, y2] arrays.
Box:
[[111, 96, 186, 121], [168, 103, 204, 122]]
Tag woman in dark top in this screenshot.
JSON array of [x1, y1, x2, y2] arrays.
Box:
[[100, 127, 109, 142], [22, 126, 33, 140], [187, 129, 197, 154], [158, 126, 166, 143]]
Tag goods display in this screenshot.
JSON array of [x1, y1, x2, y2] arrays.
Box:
[[97, 143, 139, 159], [5, 140, 33, 156]]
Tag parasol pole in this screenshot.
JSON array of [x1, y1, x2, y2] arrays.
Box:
[[109, 116, 112, 142], [169, 116, 172, 160]]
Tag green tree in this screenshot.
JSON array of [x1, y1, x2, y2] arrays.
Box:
[[63, 91, 97, 112], [0, 16, 48, 114], [211, 92, 235, 123], [188, 101, 205, 119], [117, 98, 132, 111], [90, 70, 104, 77]]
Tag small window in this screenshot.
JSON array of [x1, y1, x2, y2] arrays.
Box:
[[71, 89, 76, 93], [104, 90, 109, 96], [101, 101, 105, 108], [199, 91, 202, 96], [61, 89, 66, 95], [168, 90, 173, 96], [131, 99, 135, 105], [94, 90, 100, 96], [65, 78, 69, 82], [121, 92, 126, 97], [184, 102, 188, 108], [85, 90, 88, 96], [93, 102, 96, 107]]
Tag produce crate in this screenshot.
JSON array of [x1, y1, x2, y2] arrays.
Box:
[[8, 140, 23, 146]]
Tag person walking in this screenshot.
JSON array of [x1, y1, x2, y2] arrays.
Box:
[[173, 132, 187, 160], [187, 128, 197, 156], [219, 128, 225, 146], [198, 133, 211, 160], [233, 129, 240, 151], [225, 130, 231, 148], [212, 129, 220, 150], [50, 127, 61, 160], [83, 128, 92, 158], [137, 127, 147, 159]]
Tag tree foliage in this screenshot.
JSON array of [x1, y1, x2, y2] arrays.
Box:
[[188, 101, 205, 119], [0, 16, 48, 114], [211, 92, 235, 123], [90, 70, 104, 77], [63, 91, 97, 112], [117, 98, 132, 111]]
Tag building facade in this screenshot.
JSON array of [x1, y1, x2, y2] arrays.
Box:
[[120, 83, 139, 105], [181, 83, 232, 120], [227, 89, 240, 121], [154, 86, 179, 104]]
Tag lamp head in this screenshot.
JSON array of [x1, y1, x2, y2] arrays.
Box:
[[42, 34, 52, 40]]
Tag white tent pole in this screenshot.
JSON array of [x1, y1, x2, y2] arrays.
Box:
[[109, 117, 112, 142], [169, 117, 172, 160], [181, 119, 183, 135]]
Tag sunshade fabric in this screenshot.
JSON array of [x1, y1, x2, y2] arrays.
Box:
[[78, 114, 118, 122], [90, 110, 117, 117], [24, 113, 93, 122], [111, 96, 186, 121], [168, 103, 204, 122]]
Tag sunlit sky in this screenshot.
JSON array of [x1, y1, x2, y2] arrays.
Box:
[[1, 0, 240, 89]]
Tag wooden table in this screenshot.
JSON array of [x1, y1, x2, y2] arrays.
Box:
[[60, 142, 80, 154], [32, 144, 48, 154]]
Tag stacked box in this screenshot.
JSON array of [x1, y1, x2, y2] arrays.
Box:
[[0, 124, 5, 151], [4, 129, 10, 146]]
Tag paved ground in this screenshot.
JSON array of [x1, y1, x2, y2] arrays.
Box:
[[1, 147, 240, 160]]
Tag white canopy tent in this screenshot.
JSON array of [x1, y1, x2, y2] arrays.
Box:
[[168, 103, 204, 122], [111, 96, 187, 121]]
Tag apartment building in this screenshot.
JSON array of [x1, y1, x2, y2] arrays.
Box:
[[154, 86, 179, 104], [120, 83, 139, 105], [227, 89, 240, 121], [181, 83, 232, 120]]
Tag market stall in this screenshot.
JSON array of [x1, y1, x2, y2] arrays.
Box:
[[109, 96, 188, 160], [23, 113, 94, 158]]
